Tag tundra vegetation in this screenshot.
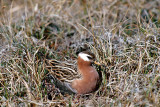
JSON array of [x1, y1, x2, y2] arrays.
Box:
[[0, 0, 159, 106]]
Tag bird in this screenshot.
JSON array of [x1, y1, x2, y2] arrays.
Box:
[[45, 51, 101, 95]]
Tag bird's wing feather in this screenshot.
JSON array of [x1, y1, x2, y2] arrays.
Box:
[[46, 59, 82, 83]]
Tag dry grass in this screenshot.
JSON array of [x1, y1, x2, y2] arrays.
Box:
[[0, 0, 160, 106]]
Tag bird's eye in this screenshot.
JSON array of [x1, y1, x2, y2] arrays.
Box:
[[87, 56, 93, 60]]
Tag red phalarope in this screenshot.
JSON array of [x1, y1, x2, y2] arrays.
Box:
[[45, 51, 101, 94]]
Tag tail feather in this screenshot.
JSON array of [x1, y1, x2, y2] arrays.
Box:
[[50, 75, 77, 95]]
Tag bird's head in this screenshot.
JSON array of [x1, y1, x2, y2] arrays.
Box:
[[77, 51, 95, 66]]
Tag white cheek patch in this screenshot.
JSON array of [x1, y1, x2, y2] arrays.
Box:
[[78, 53, 91, 61]]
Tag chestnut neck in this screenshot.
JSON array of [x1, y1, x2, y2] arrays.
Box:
[[77, 56, 92, 75], [72, 56, 99, 94]]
